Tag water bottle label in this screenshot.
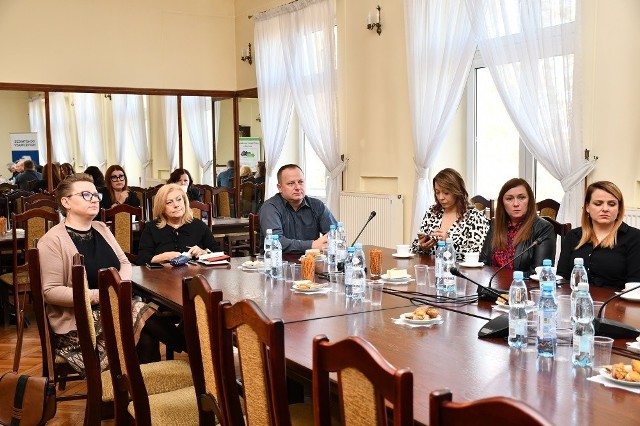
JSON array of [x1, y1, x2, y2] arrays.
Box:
[[539, 312, 557, 338], [579, 335, 592, 354], [515, 318, 527, 336]]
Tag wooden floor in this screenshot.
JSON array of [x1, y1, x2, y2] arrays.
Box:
[[0, 307, 184, 425]]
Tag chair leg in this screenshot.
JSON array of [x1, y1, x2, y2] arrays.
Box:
[[1, 286, 9, 327]]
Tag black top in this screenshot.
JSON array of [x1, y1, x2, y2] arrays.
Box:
[[557, 222, 640, 289], [186, 186, 202, 202], [67, 226, 120, 289], [136, 218, 220, 265], [99, 189, 141, 210], [479, 217, 556, 276]]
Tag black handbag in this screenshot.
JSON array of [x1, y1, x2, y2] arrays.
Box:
[[0, 288, 56, 425]]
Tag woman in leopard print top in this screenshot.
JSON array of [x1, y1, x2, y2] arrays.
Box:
[[410, 168, 490, 262]]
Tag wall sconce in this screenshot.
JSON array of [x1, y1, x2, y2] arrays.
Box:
[[241, 43, 253, 65], [367, 5, 382, 36]]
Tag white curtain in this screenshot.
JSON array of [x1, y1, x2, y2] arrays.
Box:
[[404, 0, 477, 235], [49, 93, 73, 164], [467, 0, 592, 227], [254, 10, 294, 198], [162, 96, 179, 172], [28, 97, 47, 164], [111, 95, 128, 166], [73, 93, 106, 170], [183, 96, 214, 185], [214, 101, 221, 152], [276, 0, 344, 213]]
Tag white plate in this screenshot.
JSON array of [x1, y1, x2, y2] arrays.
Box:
[[392, 253, 415, 259], [399, 313, 443, 325], [242, 261, 263, 270], [625, 342, 640, 353], [620, 291, 640, 302], [381, 273, 411, 282], [599, 368, 640, 387], [529, 274, 563, 281], [459, 261, 484, 268], [292, 283, 328, 293], [493, 300, 535, 312]]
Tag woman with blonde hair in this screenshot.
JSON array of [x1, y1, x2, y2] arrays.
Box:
[[239, 165, 255, 183], [557, 181, 640, 289], [480, 178, 555, 276], [411, 168, 489, 261], [137, 183, 219, 265]]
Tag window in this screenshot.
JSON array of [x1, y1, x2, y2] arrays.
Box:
[[300, 127, 327, 201]]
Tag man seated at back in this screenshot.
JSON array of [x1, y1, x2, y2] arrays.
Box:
[[14, 159, 42, 190], [217, 160, 235, 188], [259, 164, 337, 253]]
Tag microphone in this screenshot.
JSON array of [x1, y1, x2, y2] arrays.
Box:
[[350, 211, 376, 247], [450, 267, 508, 304], [450, 267, 510, 338], [482, 238, 544, 300], [593, 287, 640, 339]]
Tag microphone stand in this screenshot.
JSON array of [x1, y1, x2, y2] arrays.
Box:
[[451, 267, 508, 304], [350, 211, 376, 247], [593, 287, 640, 339], [482, 238, 541, 300]]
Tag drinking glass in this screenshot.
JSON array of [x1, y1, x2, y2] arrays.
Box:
[[330, 273, 344, 293], [367, 281, 384, 306], [369, 249, 383, 277], [557, 295, 572, 330], [414, 265, 428, 287], [593, 336, 614, 367], [290, 264, 302, 282]]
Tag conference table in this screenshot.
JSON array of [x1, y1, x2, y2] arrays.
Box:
[[130, 247, 640, 425]]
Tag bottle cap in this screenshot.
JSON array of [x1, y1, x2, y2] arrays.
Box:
[[355, 242, 363, 249], [330, 224, 336, 230], [272, 234, 279, 240], [542, 259, 552, 266], [513, 271, 524, 280], [266, 228, 273, 233], [542, 282, 554, 291], [437, 240, 445, 247], [577, 282, 589, 291], [348, 247, 355, 253], [574, 258, 584, 265], [338, 221, 343, 226]]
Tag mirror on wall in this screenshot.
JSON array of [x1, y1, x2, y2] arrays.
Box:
[[237, 97, 263, 177]]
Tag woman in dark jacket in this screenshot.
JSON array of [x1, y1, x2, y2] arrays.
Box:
[[480, 178, 555, 276], [167, 168, 202, 202]]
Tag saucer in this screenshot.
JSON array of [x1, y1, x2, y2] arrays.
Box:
[[392, 253, 414, 259], [620, 291, 640, 302], [459, 261, 483, 268], [529, 274, 563, 281]]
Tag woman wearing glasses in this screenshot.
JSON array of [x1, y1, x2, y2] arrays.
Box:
[[38, 174, 184, 371], [100, 164, 141, 209], [167, 168, 202, 202], [479, 178, 555, 276]]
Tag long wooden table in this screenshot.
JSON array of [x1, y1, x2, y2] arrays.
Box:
[[130, 247, 640, 425]]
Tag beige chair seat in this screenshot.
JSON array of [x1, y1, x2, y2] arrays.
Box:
[[127, 385, 199, 426], [0, 270, 29, 286], [101, 359, 192, 402]]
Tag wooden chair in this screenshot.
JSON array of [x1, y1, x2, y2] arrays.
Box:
[[540, 215, 571, 237], [248, 213, 261, 257], [27, 179, 40, 192], [239, 181, 254, 217], [0, 182, 16, 194], [471, 195, 493, 218], [194, 184, 216, 207], [218, 299, 313, 426], [190, 199, 213, 231], [312, 335, 413, 426], [429, 389, 553, 426], [254, 183, 265, 212], [0, 208, 59, 326], [98, 267, 198, 425], [5, 189, 34, 219], [536, 199, 560, 220], [101, 203, 143, 262], [212, 187, 233, 218], [143, 184, 162, 222], [182, 275, 226, 425], [23, 192, 55, 204], [23, 197, 59, 213], [128, 186, 146, 220]]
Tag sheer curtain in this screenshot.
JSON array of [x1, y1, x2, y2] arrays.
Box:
[[467, 0, 592, 226], [214, 100, 221, 152], [111, 94, 128, 166], [49, 93, 73, 164], [162, 96, 179, 172], [277, 0, 344, 213], [126, 96, 150, 187], [183, 96, 214, 185], [73, 93, 106, 170], [28, 97, 47, 164], [254, 10, 294, 198], [404, 0, 477, 235]]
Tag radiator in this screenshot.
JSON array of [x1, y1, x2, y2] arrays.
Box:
[[624, 208, 640, 228], [339, 192, 404, 249]]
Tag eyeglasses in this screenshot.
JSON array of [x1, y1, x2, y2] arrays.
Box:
[[110, 174, 126, 182], [67, 191, 103, 202]]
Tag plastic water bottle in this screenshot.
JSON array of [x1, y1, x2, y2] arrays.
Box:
[[572, 282, 595, 367], [270, 234, 282, 279], [569, 258, 589, 325], [344, 247, 355, 298], [351, 264, 365, 301], [537, 281, 557, 358], [435, 241, 446, 290], [336, 222, 347, 271], [508, 271, 528, 349], [353, 243, 367, 275], [443, 238, 456, 291], [539, 259, 557, 300], [263, 229, 273, 277], [327, 224, 338, 273]]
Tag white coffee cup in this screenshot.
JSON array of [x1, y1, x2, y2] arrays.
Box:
[[396, 244, 411, 256], [466, 252, 480, 264], [624, 282, 640, 295]]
